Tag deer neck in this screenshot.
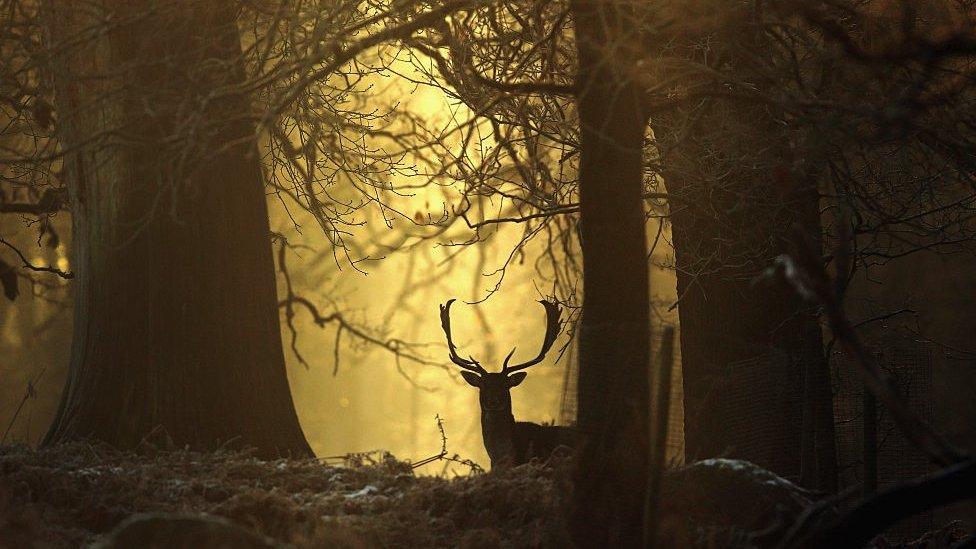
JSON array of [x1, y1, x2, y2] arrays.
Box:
[[481, 405, 514, 430], [480, 403, 515, 461]]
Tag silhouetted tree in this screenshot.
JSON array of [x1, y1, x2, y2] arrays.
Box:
[[2, 0, 490, 456], [406, 1, 655, 542], [407, 0, 835, 504], [642, 0, 837, 488], [39, 0, 312, 455], [0, 0, 481, 453], [569, 0, 653, 543]]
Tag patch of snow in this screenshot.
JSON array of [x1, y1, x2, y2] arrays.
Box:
[[345, 485, 379, 499]]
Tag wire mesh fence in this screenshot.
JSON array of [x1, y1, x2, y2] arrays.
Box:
[[558, 329, 686, 463], [557, 324, 936, 538], [832, 333, 935, 538], [709, 350, 803, 475]]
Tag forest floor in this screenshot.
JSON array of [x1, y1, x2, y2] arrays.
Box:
[[0, 443, 571, 548], [0, 443, 969, 548]]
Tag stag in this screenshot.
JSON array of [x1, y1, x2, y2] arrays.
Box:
[[440, 299, 578, 469]]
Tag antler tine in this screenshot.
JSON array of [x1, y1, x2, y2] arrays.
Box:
[[439, 299, 487, 375], [502, 300, 562, 374]]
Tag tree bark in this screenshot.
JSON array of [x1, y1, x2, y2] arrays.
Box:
[[659, 109, 835, 488], [42, 0, 311, 457], [647, 5, 837, 488], [570, 0, 652, 544]]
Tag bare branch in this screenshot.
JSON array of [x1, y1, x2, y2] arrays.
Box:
[[777, 233, 969, 467], [0, 237, 73, 279], [0, 189, 66, 215]]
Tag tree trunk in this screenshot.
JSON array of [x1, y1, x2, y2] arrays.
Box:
[[42, 0, 311, 457], [644, 4, 837, 490], [570, 0, 652, 544], [656, 98, 836, 489]]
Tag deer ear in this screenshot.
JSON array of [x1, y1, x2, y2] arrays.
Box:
[[507, 371, 527, 387], [460, 371, 483, 387]]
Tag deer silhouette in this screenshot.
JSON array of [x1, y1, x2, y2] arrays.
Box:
[[440, 299, 577, 469]]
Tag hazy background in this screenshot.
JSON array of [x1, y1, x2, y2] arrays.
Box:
[[0, 75, 683, 470], [0, 208, 681, 472]]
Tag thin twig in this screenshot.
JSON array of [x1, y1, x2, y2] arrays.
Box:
[[276, 239, 446, 371], [410, 415, 484, 473], [0, 237, 74, 279], [0, 189, 66, 215], [1, 380, 37, 444]]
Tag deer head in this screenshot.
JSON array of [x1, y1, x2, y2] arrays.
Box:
[[439, 299, 562, 413]]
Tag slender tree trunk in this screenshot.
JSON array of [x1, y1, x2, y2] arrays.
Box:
[[798, 182, 838, 492], [863, 389, 879, 496], [42, 0, 311, 456], [570, 0, 652, 543]]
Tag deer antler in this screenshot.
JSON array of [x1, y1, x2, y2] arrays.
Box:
[[502, 300, 562, 374], [440, 299, 487, 375]]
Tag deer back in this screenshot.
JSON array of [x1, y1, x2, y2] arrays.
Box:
[[510, 421, 579, 466]]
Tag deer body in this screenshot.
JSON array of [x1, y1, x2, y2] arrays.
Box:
[[508, 421, 578, 468], [442, 299, 578, 469]]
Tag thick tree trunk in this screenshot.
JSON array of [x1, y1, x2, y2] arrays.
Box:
[[656, 100, 836, 489], [570, 0, 652, 544], [642, 3, 836, 490], [42, 0, 311, 456]]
